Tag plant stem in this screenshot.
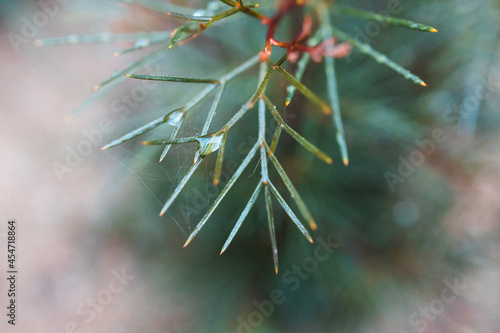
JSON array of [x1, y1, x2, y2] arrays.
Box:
[[319, 3, 349, 166], [258, 62, 270, 184]]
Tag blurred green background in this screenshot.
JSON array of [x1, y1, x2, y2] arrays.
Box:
[[1, 0, 500, 332]]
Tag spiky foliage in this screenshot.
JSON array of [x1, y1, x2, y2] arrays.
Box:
[[36, 0, 437, 273]]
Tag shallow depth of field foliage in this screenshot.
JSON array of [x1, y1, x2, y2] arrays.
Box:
[[36, 0, 500, 331]]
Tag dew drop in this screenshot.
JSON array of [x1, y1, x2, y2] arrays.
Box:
[[194, 132, 224, 163], [134, 38, 150, 48], [166, 110, 184, 126], [99, 31, 113, 43], [67, 34, 79, 44]]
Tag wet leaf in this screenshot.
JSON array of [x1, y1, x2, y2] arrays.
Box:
[[264, 96, 333, 164], [329, 25, 427, 86], [125, 74, 219, 84], [265, 143, 317, 230], [334, 6, 438, 32], [268, 182, 313, 244], [194, 131, 225, 163], [264, 185, 279, 274], [213, 131, 227, 186], [101, 108, 184, 150], [93, 44, 170, 91], [274, 65, 332, 115], [220, 182, 263, 254], [159, 158, 203, 217], [184, 142, 260, 247], [166, 11, 212, 21], [285, 30, 322, 106], [320, 8, 349, 166], [34, 31, 169, 46], [269, 125, 283, 154]]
